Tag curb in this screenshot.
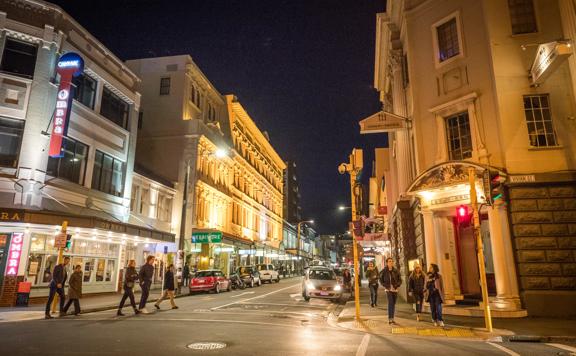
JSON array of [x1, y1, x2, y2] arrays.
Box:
[[78, 291, 192, 315], [500, 335, 576, 344]]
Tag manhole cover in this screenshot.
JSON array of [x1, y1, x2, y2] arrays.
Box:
[[187, 342, 227, 350]]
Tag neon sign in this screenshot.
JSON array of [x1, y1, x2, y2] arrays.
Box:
[[5, 232, 24, 276], [48, 52, 84, 157]]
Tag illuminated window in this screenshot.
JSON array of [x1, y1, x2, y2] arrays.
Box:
[[523, 94, 557, 147], [508, 0, 537, 34], [0, 116, 24, 168], [436, 18, 460, 62], [47, 136, 89, 185], [445, 112, 472, 160], [159, 77, 171, 95], [0, 37, 37, 78], [92, 150, 125, 197], [73, 73, 97, 109]]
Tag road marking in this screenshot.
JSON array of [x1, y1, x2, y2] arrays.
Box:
[[231, 292, 255, 298], [211, 283, 300, 310], [486, 342, 521, 356], [239, 302, 328, 309], [355, 334, 370, 356], [547, 343, 576, 354]]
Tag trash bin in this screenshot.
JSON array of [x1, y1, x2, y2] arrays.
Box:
[[15, 281, 31, 307]]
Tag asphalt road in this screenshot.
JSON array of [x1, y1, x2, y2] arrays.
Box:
[[0, 278, 574, 356]]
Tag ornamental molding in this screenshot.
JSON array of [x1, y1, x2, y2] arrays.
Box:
[[407, 161, 485, 193]]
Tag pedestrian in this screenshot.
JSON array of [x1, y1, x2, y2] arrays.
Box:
[[366, 261, 379, 307], [138, 255, 155, 314], [425, 263, 445, 327], [154, 264, 178, 310], [62, 265, 82, 316], [408, 264, 425, 321], [183, 263, 190, 287], [379, 257, 402, 325], [45, 256, 70, 319], [342, 268, 352, 293], [117, 259, 141, 316]]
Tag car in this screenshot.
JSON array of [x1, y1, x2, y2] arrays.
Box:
[[236, 266, 261, 288], [301, 266, 342, 302], [257, 264, 280, 283], [189, 269, 231, 294]]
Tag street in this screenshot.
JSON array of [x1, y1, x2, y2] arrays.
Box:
[[1, 279, 575, 355]]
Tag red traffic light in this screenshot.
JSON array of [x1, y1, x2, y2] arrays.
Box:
[[457, 205, 468, 217]]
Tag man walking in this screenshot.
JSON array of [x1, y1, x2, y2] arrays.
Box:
[[380, 257, 402, 324], [182, 263, 190, 288], [154, 264, 178, 310], [62, 265, 83, 316], [138, 255, 155, 314], [45, 256, 70, 319]]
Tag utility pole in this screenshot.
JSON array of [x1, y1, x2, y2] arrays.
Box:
[[468, 167, 493, 332], [177, 161, 190, 294], [339, 149, 363, 320]]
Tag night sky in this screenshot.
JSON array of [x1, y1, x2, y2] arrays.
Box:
[[50, 0, 387, 234]]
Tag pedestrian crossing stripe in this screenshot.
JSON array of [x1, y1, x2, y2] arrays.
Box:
[[391, 327, 476, 338]]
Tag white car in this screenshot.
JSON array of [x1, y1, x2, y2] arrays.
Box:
[[257, 264, 280, 283]]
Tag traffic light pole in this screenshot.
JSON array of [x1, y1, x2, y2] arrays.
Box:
[[349, 169, 361, 321], [468, 168, 493, 332]]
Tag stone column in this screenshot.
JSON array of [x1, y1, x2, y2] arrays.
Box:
[[488, 201, 522, 310], [422, 209, 438, 267]]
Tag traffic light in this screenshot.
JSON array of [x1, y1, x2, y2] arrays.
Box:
[[65, 234, 72, 250], [457, 205, 468, 218], [489, 170, 506, 205]]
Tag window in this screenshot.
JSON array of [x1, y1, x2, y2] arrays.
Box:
[[100, 87, 129, 128], [523, 95, 557, 147], [0, 117, 25, 168], [436, 18, 460, 62], [0, 38, 38, 78], [445, 112, 472, 160], [46, 137, 89, 184], [508, 0, 537, 34], [92, 150, 125, 196], [207, 102, 216, 122], [159, 77, 171, 95], [72, 73, 97, 109], [190, 85, 201, 107]]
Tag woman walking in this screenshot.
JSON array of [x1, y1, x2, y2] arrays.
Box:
[[425, 263, 445, 327], [366, 261, 379, 307], [154, 264, 178, 310], [117, 260, 141, 316], [408, 264, 425, 321], [62, 265, 83, 316]]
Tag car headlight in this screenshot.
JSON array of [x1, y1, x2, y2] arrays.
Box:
[[334, 284, 342, 291], [306, 281, 315, 290]]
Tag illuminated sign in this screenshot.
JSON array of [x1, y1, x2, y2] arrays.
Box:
[[192, 232, 222, 243], [360, 111, 407, 134], [5, 233, 24, 276], [530, 42, 572, 85], [49, 52, 84, 157]]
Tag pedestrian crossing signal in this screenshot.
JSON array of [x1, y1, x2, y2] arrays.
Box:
[[65, 234, 72, 250], [489, 171, 506, 205]]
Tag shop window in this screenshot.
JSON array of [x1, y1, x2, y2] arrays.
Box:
[[508, 0, 537, 35], [159, 77, 171, 95], [0, 116, 25, 168], [84, 259, 95, 282], [46, 136, 89, 185], [72, 73, 97, 109], [106, 259, 115, 282], [0, 37, 38, 78], [100, 87, 129, 128], [92, 150, 125, 197], [96, 259, 105, 281], [42, 255, 58, 283], [445, 112, 473, 160], [523, 94, 558, 147]]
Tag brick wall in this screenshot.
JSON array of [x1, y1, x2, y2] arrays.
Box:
[[0, 275, 23, 307], [509, 183, 576, 316]]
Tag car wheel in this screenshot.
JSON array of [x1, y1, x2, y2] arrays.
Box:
[[304, 294, 310, 302], [214, 283, 220, 294]]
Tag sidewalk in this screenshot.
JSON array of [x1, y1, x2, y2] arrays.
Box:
[[332, 283, 576, 341]]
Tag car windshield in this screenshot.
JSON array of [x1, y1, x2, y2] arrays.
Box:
[[195, 271, 215, 277], [309, 269, 336, 280], [257, 265, 269, 271], [238, 267, 252, 274]]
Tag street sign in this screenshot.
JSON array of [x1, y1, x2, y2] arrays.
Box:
[[192, 232, 222, 243], [359, 111, 407, 134], [54, 232, 67, 248]]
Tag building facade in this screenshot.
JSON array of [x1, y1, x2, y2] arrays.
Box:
[[0, 0, 174, 306], [283, 161, 302, 224], [374, 0, 576, 317]]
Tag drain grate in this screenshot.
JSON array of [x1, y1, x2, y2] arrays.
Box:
[[187, 342, 227, 350]]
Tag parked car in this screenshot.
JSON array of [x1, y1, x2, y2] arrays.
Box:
[[257, 264, 280, 283], [301, 266, 342, 302], [189, 269, 231, 294], [236, 266, 261, 288]]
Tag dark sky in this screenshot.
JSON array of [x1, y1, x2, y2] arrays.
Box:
[[50, 0, 387, 234]]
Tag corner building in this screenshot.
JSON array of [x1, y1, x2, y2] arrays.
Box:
[[375, 0, 576, 317]]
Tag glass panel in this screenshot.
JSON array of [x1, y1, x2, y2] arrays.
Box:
[[0, 117, 25, 168], [95, 259, 105, 282], [100, 87, 129, 128], [0, 38, 38, 78], [73, 73, 97, 109], [105, 259, 115, 282], [508, 0, 538, 34], [26, 254, 43, 285], [112, 159, 124, 197], [29, 235, 46, 252], [83, 259, 94, 282], [92, 151, 103, 190], [42, 255, 58, 283]]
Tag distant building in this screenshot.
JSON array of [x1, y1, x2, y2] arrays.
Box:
[[283, 161, 302, 224]]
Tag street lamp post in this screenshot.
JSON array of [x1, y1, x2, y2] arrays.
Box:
[[296, 220, 314, 275]]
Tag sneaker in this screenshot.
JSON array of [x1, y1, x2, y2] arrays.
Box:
[[439, 321, 445, 327], [388, 320, 393, 325], [433, 321, 438, 326], [44, 314, 53, 320], [59, 312, 67, 317], [154, 304, 160, 310], [140, 308, 150, 314], [172, 306, 179, 310], [117, 311, 125, 316], [416, 314, 420, 322], [134, 309, 141, 315]]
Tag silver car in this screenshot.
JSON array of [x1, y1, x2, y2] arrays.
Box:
[[301, 267, 342, 302]]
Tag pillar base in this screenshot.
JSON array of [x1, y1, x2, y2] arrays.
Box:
[[488, 296, 523, 312]]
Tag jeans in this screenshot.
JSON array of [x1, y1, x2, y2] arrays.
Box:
[[119, 287, 137, 310], [369, 283, 378, 305], [155, 290, 176, 308], [139, 281, 151, 310], [387, 291, 398, 320], [429, 292, 443, 322], [63, 298, 81, 315], [413, 292, 424, 313], [45, 282, 65, 315]]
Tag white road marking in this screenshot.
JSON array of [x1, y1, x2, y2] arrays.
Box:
[[240, 302, 328, 309], [231, 292, 255, 298], [211, 283, 300, 310], [355, 334, 370, 356], [547, 343, 576, 354], [486, 342, 521, 356]]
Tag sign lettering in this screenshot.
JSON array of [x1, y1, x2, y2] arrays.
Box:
[[192, 232, 222, 243], [5, 233, 24, 276]]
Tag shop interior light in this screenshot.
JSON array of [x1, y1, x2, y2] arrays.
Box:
[[133, 242, 138, 246], [92, 235, 97, 240], [144, 243, 149, 247]]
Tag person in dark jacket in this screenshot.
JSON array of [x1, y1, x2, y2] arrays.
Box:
[[408, 264, 425, 321], [366, 261, 379, 307], [182, 263, 190, 287], [117, 259, 141, 316], [426, 263, 445, 327], [138, 255, 155, 313], [45, 256, 70, 319], [379, 257, 402, 324], [63, 265, 82, 316], [154, 264, 178, 310]]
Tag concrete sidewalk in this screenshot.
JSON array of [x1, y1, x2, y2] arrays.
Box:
[[332, 283, 576, 341]]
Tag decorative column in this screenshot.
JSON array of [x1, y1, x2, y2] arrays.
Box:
[[433, 216, 456, 304], [434, 114, 448, 164], [488, 201, 522, 310], [422, 209, 438, 266]]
